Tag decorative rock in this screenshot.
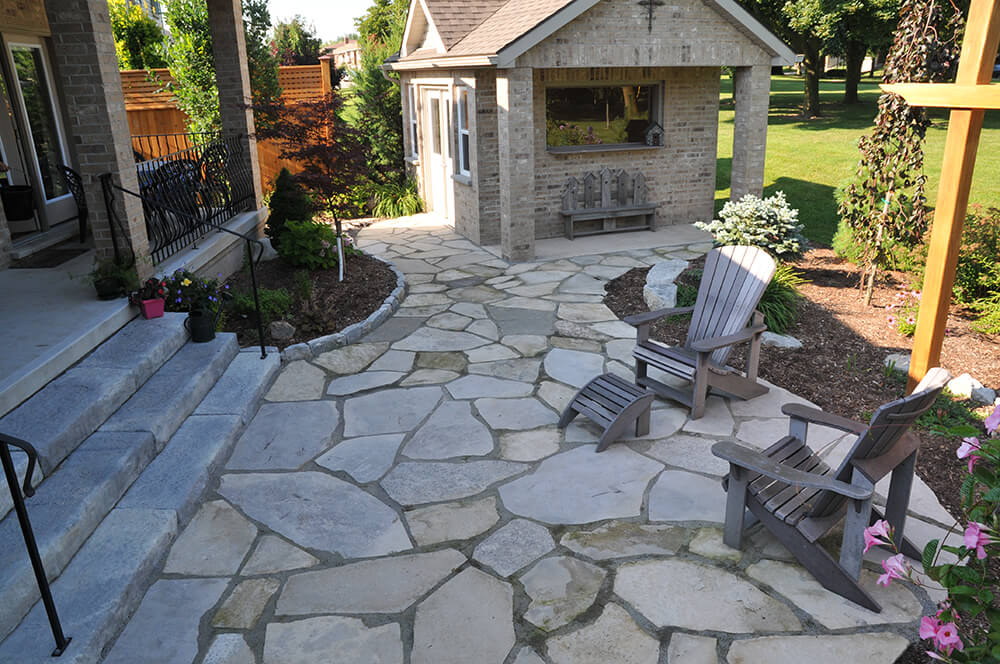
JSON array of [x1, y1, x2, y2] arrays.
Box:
[[648, 470, 726, 523], [227, 401, 339, 470], [502, 334, 549, 356], [543, 348, 605, 388], [402, 401, 494, 459], [465, 343, 519, 362], [643, 284, 677, 310], [475, 398, 559, 430], [546, 603, 659, 664], [615, 559, 801, 632], [314, 342, 389, 374], [725, 634, 908, 664], [343, 386, 442, 436], [521, 556, 605, 630], [213, 578, 280, 629], [499, 428, 561, 461], [326, 371, 403, 396], [277, 549, 466, 614], [268, 320, 296, 341], [392, 328, 489, 352], [883, 352, 910, 373], [473, 519, 556, 577], [242, 535, 319, 575], [163, 501, 257, 575], [219, 472, 411, 558], [265, 360, 326, 401], [468, 359, 541, 382], [688, 527, 742, 562], [405, 497, 501, 545], [666, 634, 716, 663], [561, 522, 688, 559], [315, 434, 404, 482], [947, 372, 983, 399], [411, 568, 514, 664], [761, 332, 803, 349], [400, 369, 461, 385], [381, 460, 526, 505], [203, 634, 255, 664], [500, 446, 662, 524], [972, 386, 997, 405], [264, 616, 402, 664], [646, 259, 688, 286]]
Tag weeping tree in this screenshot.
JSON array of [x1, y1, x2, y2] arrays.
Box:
[[838, 0, 965, 305]]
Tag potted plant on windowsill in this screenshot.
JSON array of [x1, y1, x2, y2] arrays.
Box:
[[87, 259, 139, 300], [129, 277, 167, 319], [162, 269, 228, 342]]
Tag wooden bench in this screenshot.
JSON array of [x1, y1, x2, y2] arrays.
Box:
[[559, 168, 658, 240], [557, 373, 654, 452]]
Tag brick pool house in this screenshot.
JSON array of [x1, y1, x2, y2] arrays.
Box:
[[386, 0, 796, 261]]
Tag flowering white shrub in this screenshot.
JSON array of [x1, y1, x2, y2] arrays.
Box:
[[696, 191, 806, 258]]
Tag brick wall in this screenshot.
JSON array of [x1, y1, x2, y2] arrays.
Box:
[[532, 67, 720, 239], [473, 71, 500, 246]]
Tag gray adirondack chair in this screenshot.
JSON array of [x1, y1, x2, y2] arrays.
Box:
[[624, 245, 776, 418], [711, 367, 951, 612]]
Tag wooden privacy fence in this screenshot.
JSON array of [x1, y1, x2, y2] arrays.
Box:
[[121, 64, 331, 191]]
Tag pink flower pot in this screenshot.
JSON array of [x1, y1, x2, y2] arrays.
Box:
[[140, 298, 165, 319]]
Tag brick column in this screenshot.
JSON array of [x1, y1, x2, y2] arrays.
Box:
[[46, 0, 151, 276], [496, 67, 535, 262], [206, 0, 263, 212], [730, 65, 771, 201]]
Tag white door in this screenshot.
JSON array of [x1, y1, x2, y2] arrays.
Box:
[[423, 89, 451, 218]]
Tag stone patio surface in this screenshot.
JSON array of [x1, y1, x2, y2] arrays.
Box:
[[110, 216, 956, 664]]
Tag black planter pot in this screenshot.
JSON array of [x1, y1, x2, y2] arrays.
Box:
[[1, 185, 35, 221], [185, 310, 216, 343], [94, 277, 123, 300]]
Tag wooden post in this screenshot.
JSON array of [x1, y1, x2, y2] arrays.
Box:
[[319, 55, 333, 95]]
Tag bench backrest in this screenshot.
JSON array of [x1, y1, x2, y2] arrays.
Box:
[[562, 168, 648, 211]]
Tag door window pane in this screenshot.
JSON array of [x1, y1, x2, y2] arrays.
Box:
[[430, 97, 442, 156], [11, 45, 66, 199]]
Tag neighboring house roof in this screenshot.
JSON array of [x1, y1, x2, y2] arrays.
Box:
[[321, 39, 360, 57], [393, 0, 796, 67]]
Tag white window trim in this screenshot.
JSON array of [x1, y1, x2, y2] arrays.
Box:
[[455, 86, 471, 177]]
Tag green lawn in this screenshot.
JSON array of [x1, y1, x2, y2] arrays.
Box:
[[715, 75, 1000, 245]]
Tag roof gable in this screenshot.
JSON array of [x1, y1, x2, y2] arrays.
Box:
[[423, 0, 508, 49], [402, 0, 446, 57]]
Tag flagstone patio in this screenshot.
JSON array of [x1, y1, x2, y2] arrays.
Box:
[[104, 216, 957, 663]]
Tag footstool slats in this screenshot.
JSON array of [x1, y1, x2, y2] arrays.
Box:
[[558, 373, 654, 452]]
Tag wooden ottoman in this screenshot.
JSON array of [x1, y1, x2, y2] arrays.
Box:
[[558, 373, 654, 452]]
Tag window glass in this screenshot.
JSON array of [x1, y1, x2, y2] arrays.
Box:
[[409, 85, 419, 157], [430, 97, 441, 156], [457, 87, 470, 175], [545, 85, 655, 148], [10, 45, 66, 199]]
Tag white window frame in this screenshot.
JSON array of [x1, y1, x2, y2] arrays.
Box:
[[455, 86, 471, 177], [407, 84, 419, 159]]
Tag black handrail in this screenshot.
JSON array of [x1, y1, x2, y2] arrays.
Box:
[[101, 175, 268, 360], [0, 434, 71, 657]]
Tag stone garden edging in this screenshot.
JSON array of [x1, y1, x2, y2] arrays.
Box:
[[280, 255, 407, 362]]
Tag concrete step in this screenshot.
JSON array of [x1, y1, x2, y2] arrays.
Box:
[[0, 449, 44, 523], [0, 314, 189, 477]]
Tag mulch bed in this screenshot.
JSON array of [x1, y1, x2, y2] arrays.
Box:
[[222, 251, 396, 350]]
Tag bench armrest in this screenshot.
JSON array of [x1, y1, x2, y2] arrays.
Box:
[[623, 306, 695, 327], [780, 404, 868, 435], [689, 324, 766, 353], [711, 440, 872, 500]]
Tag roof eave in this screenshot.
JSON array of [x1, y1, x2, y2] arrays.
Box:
[[384, 54, 499, 70]]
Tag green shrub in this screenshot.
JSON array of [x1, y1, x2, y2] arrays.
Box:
[[266, 168, 312, 249], [832, 220, 923, 273], [886, 290, 921, 336], [231, 288, 293, 326], [953, 206, 1000, 307], [277, 220, 358, 270], [696, 191, 806, 259], [971, 292, 1000, 335], [758, 263, 806, 334], [370, 178, 424, 218]]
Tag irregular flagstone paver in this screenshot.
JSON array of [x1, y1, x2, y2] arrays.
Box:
[[392, 327, 489, 351], [164, 501, 257, 575], [725, 633, 909, 664], [315, 434, 404, 482], [241, 535, 319, 575], [500, 446, 662, 524], [543, 348, 606, 388], [450, 302, 487, 318], [666, 634, 717, 664], [400, 368, 461, 385], [326, 371, 404, 396], [405, 496, 501, 545], [381, 460, 526, 505], [730, 382, 812, 418], [475, 397, 559, 430], [426, 311, 473, 330], [472, 519, 555, 577], [343, 386, 442, 436], [552, 336, 603, 351], [502, 334, 549, 356], [469, 358, 541, 382], [219, 472, 411, 558], [513, 647, 546, 664], [591, 320, 639, 338], [648, 470, 726, 523], [402, 293, 452, 307], [489, 306, 556, 336], [736, 417, 843, 450], [615, 559, 801, 632], [560, 272, 607, 294], [314, 342, 389, 373], [203, 634, 254, 664], [556, 302, 618, 323], [416, 351, 467, 371], [565, 406, 686, 443], [681, 397, 735, 436], [368, 349, 415, 372], [212, 577, 280, 629], [633, 434, 730, 476], [265, 360, 326, 401], [446, 286, 505, 303], [688, 527, 742, 562], [537, 380, 578, 413], [466, 318, 500, 340], [547, 602, 659, 664], [402, 400, 494, 459], [508, 283, 558, 297], [499, 428, 561, 461], [465, 343, 520, 362], [561, 522, 689, 559], [604, 338, 635, 364], [411, 567, 514, 664], [517, 270, 575, 284], [554, 319, 610, 340], [276, 549, 466, 614], [227, 401, 339, 470], [521, 555, 605, 630], [746, 559, 922, 629], [264, 617, 402, 664], [446, 374, 533, 399]]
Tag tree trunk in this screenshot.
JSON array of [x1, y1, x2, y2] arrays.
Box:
[[622, 86, 638, 119], [844, 40, 865, 104], [802, 41, 822, 118]]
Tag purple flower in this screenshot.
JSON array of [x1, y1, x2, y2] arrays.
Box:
[[986, 404, 1000, 435]]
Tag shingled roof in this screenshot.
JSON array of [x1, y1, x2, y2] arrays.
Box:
[[446, 0, 577, 56], [422, 0, 508, 49]]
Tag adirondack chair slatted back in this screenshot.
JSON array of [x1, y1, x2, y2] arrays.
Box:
[[685, 246, 777, 366], [806, 368, 950, 519]]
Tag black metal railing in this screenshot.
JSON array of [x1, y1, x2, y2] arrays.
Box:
[[131, 131, 221, 163], [1, 434, 71, 657]]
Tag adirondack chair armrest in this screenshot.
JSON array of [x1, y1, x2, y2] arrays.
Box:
[[780, 404, 868, 435], [850, 432, 922, 483], [623, 306, 695, 327], [711, 441, 873, 500], [689, 324, 767, 353]]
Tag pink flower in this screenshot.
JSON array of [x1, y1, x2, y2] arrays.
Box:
[[957, 437, 982, 472], [986, 404, 1000, 434], [920, 615, 941, 640], [964, 521, 990, 559], [907, 316, 916, 325], [912, 290, 922, 299], [864, 519, 893, 553], [935, 622, 963, 655], [887, 316, 897, 326], [926, 652, 946, 661], [878, 553, 909, 586]]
